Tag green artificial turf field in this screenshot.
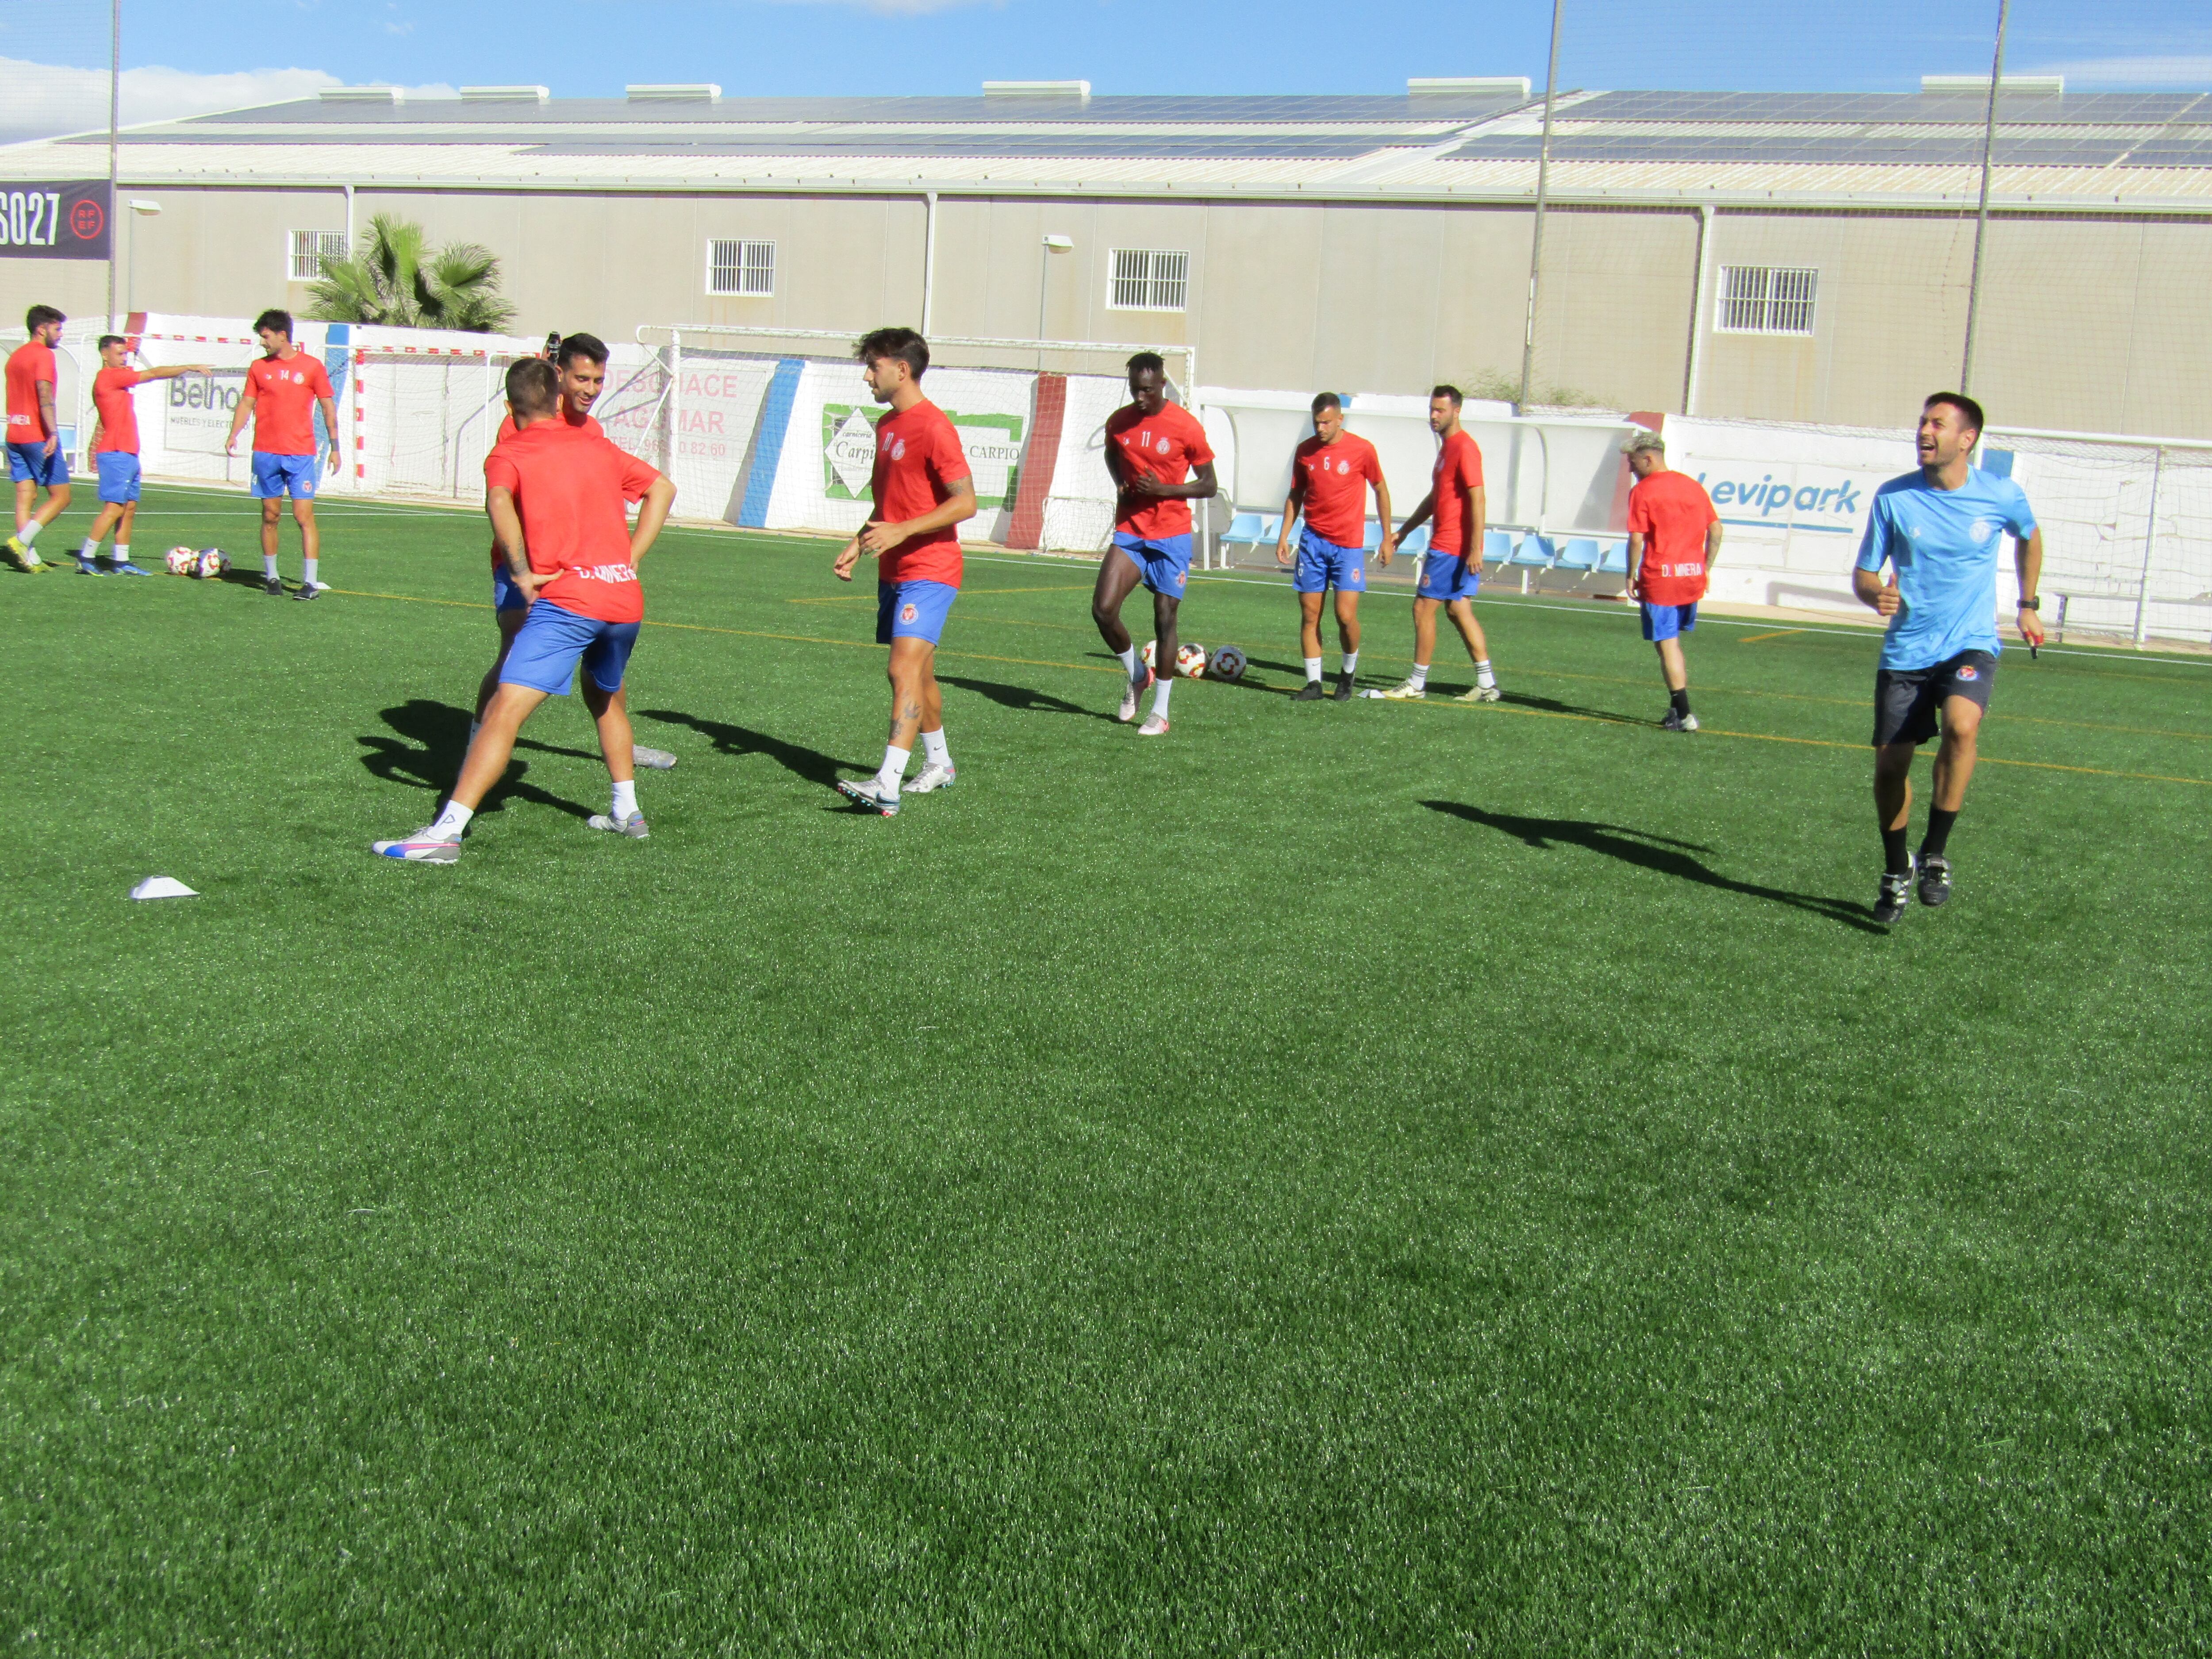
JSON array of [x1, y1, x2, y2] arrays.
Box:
[[4, 483, 2209, 1655]]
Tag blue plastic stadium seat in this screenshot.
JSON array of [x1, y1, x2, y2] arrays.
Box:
[[1484, 529, 1515, 565], [1224, 511, 1264, 546], [1508, 534, 1556, 568], [1361, 520, 1384, 551], [1598, 540, 1630, 575], [1555, 538, 1601, 574], [1398, 523, 1431, 555]]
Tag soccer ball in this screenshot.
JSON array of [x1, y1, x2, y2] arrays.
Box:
[[1209, 645, 1248, 682], [1140, 638, 1157, 669], [165, 546, 196, 576], [1176, 642, 1208, 678], [194, 548, 229, 580]]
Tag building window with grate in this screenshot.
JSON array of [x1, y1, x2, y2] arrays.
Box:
[[288, 230, 349, 282], [707, 238, 776, 297], [1108, 248, 1190, 312], [1717, 266, 1818, 335]]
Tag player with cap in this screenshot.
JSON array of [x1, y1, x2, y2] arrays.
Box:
[[223, 308, 340, 599], [1383, 385, 1502, 702], [1275, 393, 1392, 701], [1619, 426, 1721, 731], [4, 305, 71, 572], [77, 336, 214, 574]]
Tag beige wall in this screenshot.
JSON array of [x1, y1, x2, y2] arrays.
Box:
[[3, 184, 2206, 438]]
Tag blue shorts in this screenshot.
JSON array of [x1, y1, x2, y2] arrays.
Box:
[[1113, 532, 1192, 598], [1293, 526, 1365, 595], [96, 451, 142, 505], [491, 564, 527, 613], [876, 578, 958, 646], [499, 599, 640, 696], [7, 440, 66, 487], [1417, 548, 1482, 603], [1641, 602, 1699, 642], [250, 452, 320, 499]]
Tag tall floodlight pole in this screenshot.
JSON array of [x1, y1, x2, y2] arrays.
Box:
[[1517, 0, 1565, 411], [1960, 0, 2011, 395], [105, 0, 121, 326]]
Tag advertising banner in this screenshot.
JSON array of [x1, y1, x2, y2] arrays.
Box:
[[0, 182, 112, 260], [161, 372, 246, 455]]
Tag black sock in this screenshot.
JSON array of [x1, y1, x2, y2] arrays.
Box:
[[1882, 826, 1911, 876], [1920, 808, 1959, 861], [1669, 687, 1691, 717]]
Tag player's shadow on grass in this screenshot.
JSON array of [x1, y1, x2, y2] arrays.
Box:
[[357, 700, 594, 821], [640, 709, 856, 788], [940, 675, 1101, 719], [1494, 690, 1636, 724], [1421, 802, 1882, 933]]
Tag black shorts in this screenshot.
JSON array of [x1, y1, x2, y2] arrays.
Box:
[[1872, 650, 1996, 748]]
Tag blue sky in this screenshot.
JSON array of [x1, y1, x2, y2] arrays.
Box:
[[4, 0, 2206, 138]]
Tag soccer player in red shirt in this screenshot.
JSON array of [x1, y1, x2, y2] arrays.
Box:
[[374, 358, 675, 863], [1094, 351, 1218, 735], [4, 305, 72, 572], [830, 327, 979, 815], [223, 308, 340, 600], [1621, 428, 1723, 731], [1273, 392, 1393, 700], [1385, 385, 1503, 703], [78, 335, 212, 575]]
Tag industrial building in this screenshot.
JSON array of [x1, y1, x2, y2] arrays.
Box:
[[2, 76, 2208, 436]]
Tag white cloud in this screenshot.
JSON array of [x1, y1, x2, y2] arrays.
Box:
[[2030, 54, 2212, 88], [0, 57, 456, 146]]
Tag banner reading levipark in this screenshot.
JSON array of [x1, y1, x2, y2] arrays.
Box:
[[0, 182, 113, 260]]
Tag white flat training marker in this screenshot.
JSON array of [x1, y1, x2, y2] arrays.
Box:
[[129, 876, 199, 900]]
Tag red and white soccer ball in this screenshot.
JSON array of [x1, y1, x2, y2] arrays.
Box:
[[1176, 642, 1208, 678], [1208, 645, 1248, 682], [194, 548, 229, 580], [1141, 638, 1157, 669], [165, 546, 196, 576]]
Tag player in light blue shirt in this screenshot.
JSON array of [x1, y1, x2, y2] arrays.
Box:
[[1852, 392, 2045, 924]]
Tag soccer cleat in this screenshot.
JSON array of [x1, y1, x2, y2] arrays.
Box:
[[1137, 714, 1170, 736], [1917, 853, 1953, 908], [4, 538, 45, 572], [264, 575, 284, 597], [291, 582, 319, 601], [1116, 664, 1156, 723], [1455, 683, 1503, 704], [1874, 856, 1915, 926], [1381, 679, 1427, 699], [1333, 671, 1357, 702], [905, 761, 956, 793], [1661, 708, 1700, 732], [587, 811, 650, 839], [836, 777, 900, 816], [1293, 680, 1327, 701], [372, 829, 461, 864], [76, 556, 106, 575], [111, 559, 150, 576], [633, 745, 678, 771]]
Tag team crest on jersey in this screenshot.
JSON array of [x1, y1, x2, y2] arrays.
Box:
[[1955, 664, 1980, 680], [889, 437, 906, 461], [899, 602, 919, 623], [1154, 434, 1171, 453], [1335, 459, 1350, 474], [1970, 518, 1997, 543]]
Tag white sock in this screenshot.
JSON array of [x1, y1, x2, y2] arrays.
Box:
[[18, 520, 39, 547], [263, 553, 279, 580], [1341, 651, 1359, 676], [302, 557, 319, 590], [1409, 663, 1429, 690], [1304, 656, 1323, 683], [1476, 658, 1496, 688], [80, 535, 100, 560], [429, 800, 473, 838], [610, 778, 638, 819], [1152, 678, 1173, 718], [113, 543, 130, 566], [1115, 646, 1139, 683], [921, 727, 950, 767], [876, 744, 910, 794]]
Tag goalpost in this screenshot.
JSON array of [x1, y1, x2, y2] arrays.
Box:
[[630, 324, 1210, 565]]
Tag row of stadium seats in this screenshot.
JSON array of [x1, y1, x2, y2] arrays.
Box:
[[1221, 515, 1630, 581]]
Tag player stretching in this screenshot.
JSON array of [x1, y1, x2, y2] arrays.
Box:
[[1619, 428, 1720, 730], [1384, 385, 1500, 702], [78, 337, 213, 574], [373, 359, 675, 862], [1854, 392, 2043, 925], [472, 332, 676, 770], [1094, 351, 1218, 734], [3, 306, 71, 572], [223, 309, 339, 599], [830, 327, 978, 815], [1275, 393, 1391, 700]]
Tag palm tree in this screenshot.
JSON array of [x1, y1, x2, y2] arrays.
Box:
[[305, 212, 518, 334]]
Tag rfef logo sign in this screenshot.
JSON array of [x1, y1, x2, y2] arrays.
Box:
[[0, 182, 113, 260]]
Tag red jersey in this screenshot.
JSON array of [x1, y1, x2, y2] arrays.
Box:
[[91, 366, 148, 454], [5, 341, 57, 442], [1625, 468, 1719, 605], [870, 398, 972, 588], [1427, 428, 1485, 554], [244, 351, 334, 456], [483, 420, 664, 624], [489, 405, 606, 565], [1291, 432, 1383, 549], [1106, 401, 1215, 540]]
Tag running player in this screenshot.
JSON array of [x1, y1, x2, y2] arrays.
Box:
[[222, 308, 339, 599], [77, 336, 213, 574], [1274, 393, 1392, 700], [1094, 351, 1218, 735], [830, 327, 978, 814], [1854, 392, 2043, 925], [373, 357, 675, 863], [1619, 428, 1721, 730], [4, 306, 71, 572], [1383, 385, 1501, 703]]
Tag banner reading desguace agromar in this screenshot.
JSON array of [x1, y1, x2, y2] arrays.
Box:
[[0, 182, 112, 259]]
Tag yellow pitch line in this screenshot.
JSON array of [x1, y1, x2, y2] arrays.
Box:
[[1734, 629, 1804, 644]]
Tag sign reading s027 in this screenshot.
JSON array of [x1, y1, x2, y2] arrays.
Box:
[[0, 182, 113, 260]]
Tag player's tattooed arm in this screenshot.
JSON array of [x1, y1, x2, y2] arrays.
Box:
[[35, 378, 58, 457]]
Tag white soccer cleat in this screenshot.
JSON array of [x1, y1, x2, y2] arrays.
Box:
[[372, 828, 461, 863], [1454, 684, 1503, 703], [1137, 714, 1171, 737], [835, 777, 900, 816], [633, 746, 678, 771], [586, 811, 650, 838], [905, 761, 956, 793], [1381, 679, 1427, 700], [1116, 664, 1155, 723]]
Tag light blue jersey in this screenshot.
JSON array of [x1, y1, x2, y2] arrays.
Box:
[[1855, 467, 2036, 671]]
